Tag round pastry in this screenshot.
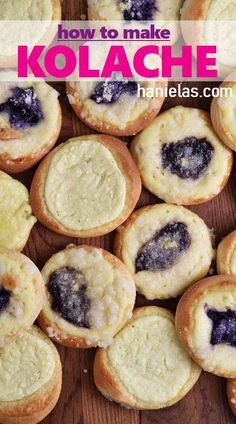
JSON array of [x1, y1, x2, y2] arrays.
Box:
[[67, 41, 167, 137], [88, 0, 183, 22], [227, 379, 236, 417], [0, 71, 62, 173], [217, 230, 236, 275], [0, 171, 36, 251], [181, 0, 236, 78], [94, 306, 201, 409], [0, 325, 62, 424], [211, 72, 236, 151], [38, 245, 136, 348], [0, 0, 61, 67], [114, 204, 214, 300], [30, 134, 141, 238], [0, 247, 45, 346], [131, 106, 233, 205], [176, 275, 236, 377]]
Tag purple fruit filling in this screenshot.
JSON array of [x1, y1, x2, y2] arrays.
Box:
[[48, 266, 90, 328], [161, 137, 214, 180], [122, 0, 157, 20], [90, 80, 138, 104], [0, 287, 11, 312], [206, 306, 236, 347], [0, 86, 43, 130], [135, 221, 191, 272]]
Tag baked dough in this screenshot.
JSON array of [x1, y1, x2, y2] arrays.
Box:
[[0, 0, 61, 67], [30, 134, 141, 237], [131, 106, 233, 205], [0, 171, 36, 251], [176, 275, 236, 377], [0, 71, 62, 173], [0, 325, 62, 424], [114, 204, 214, 299], [0, 247, 45, 346], [181, 0, 236, 78], [227, 379, 236, 416], [88, 0, 182, 21], [38, 245, 136, 348], [211, 72, 236, 151], [217, 230, 236, 275], [67, 40, 167, 137], [94, 306, 201, 409]]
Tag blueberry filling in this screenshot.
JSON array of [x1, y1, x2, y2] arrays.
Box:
[[0, 86, 43, 130], [122, 0, 157, 20], [161, 137, 214, 180], [206, 306, 236, 347], [48, 267, 90, 328], [90, 80, 138, 104], [0, 287, 11, 313], [135, 221, 191, 272]]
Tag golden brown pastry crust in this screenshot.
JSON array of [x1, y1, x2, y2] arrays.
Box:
[[181, 0, 210, 20], [0, 326, 62, 424], [94, 306, 201, 409], [0, 0, 62, 69], [30, 134, 142, 238], [0, 108, 62, 174], [227, 379, 236, 417], [211, 74, 236, 152], [66, 80, 167, 137], [175, 275, 236, 377], [38, 245, 136, 348], [217, 230, 236, 275]]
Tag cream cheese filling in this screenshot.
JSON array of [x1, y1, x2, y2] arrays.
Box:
[[107, 315, 192, 404], [44, 139, 126, 231], [0, 331, 55, 401]]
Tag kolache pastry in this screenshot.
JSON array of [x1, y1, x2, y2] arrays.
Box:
[[0, 171, 36, 251], [176, 275, 236, 378], [0, 248, 45, 346], [67, 64, 167, 137], [94, 306, 201, 409], [217, 230, 236, 275], [181, 0, 236, 78], [0, 325, 62, 424], [30, 134, 141, 238], [114, 203, 214, 300], [0, 71, 62, 173], [0, 0, 61, 67], [227, 379, 236, 417], [131, 106, 233, 205], [211, 72, 236, 151], [38, 245, 136, 348], [88, 0, 183, 22]]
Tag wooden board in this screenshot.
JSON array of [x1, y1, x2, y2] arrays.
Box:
[[16, 1, 236, 422]]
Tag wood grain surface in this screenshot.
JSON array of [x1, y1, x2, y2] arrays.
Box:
[[16, 0, 236, 422]]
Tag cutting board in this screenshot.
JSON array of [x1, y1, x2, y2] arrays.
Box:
[[17, 0, 236, 422]]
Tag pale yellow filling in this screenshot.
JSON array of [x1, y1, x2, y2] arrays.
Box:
[[0, 0, 53, 20], [107, 315, 192, 404], [0, 331, 55, 401], [44, 139, 126, 231], [42, 247, 135, 348], [0, 172, 36, 250], [190, 288, 236, 374]]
